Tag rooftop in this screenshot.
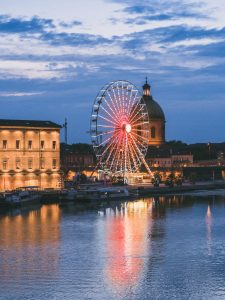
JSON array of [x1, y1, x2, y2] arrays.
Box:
[[0, 119, 61, 128]]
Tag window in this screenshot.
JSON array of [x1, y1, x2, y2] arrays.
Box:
[[16, 158, 21, 169], [151, 126, 156, 139], [3, 140, 7, 149], [52, 141, 56, 150], [2, 159, 8, 170], [16, 140, 20, 150], [52, 159, 57, 169], [40, 158, 45, 169], [28, 140, 32, 150], [28, 158, 33, 169], [40, 140, 45, 150]]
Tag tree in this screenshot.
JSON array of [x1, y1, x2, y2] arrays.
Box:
[[165, 172, 175, 187], [175, 175, 183, 186], [151, 172, 161, 187]]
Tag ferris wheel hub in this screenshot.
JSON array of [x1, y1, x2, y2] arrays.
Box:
[[121, 120, 132, 133], [125, 123, 132, 133]]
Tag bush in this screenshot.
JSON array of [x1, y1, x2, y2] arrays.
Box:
[[151, 172, 161, 187]]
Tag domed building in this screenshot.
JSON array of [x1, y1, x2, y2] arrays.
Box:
[[142, 79, 165, 146]]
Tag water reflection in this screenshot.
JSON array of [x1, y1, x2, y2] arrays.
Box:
[[98, 196, 194, 296], [104, 200, 152, 292], [206, 204, 212, 256], [0, 194, 224, 299], [0, 205, 61, 283]]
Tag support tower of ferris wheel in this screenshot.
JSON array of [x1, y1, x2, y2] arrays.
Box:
[[90, 80, 152, 178]]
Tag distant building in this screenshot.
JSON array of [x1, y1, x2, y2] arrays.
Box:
[[148, 154, 193, 168], [142, 79, 166, 146], [61, 153, 94, 170], [0, 119, 61, 191], [61, 143, 94, 172]]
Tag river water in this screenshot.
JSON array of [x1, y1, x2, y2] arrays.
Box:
[[1, 191, 225, 300]]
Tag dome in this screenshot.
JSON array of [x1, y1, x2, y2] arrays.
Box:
[[144, 95, 165, 120], [142, 79, 165, 121], [141, 78, 166, 145]]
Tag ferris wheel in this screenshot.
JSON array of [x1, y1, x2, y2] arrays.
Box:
[[90, 80, 152, 176]]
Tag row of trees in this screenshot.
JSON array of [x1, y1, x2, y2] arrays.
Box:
[[151, 172, 197, 187]]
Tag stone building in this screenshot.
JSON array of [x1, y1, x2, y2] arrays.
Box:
[[142, 79, 166, 146], [0, 119, 61, 191]]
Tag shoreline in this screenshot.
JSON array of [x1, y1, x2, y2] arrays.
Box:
[[1, 181, 225, 211], [131, 181, 225, 196]]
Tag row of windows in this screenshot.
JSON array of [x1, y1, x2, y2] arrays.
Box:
[[151, 159, 192, 165], [1, 140, 57, 150], [2, 158, 57, 170], [151, 160, 171, 165]]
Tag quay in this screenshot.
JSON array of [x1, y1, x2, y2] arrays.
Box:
[[131, 180, 225, 196], [1, 180, 225, 210]]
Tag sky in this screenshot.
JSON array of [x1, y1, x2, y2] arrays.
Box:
[[0, 0, 224, 144]]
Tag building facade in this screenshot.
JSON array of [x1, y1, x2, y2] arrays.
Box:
[[0, 119, 61, 191], [148, 154, 194, 168], [61, 152, 94, 170], [142, 79, 166, 146]]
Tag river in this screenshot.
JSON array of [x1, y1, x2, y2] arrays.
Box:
[[1, 191, 225, 299]]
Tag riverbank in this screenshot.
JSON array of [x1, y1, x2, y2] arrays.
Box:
[[1, 180, 225, 210], [132, 180, 225, 196]]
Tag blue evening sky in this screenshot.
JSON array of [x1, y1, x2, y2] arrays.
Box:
[[0, 0, 224, 144]]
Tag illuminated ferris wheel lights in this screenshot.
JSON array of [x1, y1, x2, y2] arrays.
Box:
[[90, 80, 150, 175], [125, 123, 132, 133]]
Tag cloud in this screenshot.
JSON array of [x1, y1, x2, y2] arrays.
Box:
[[113, 0, 208, 26], [125, 12, 208, 25], [0, 59, 103, 80], [0, 15, 55, 33], [119, 25, 225, 55], [123, 5, 156, 14], [59, 20, 82, 28], [123, 3, 207, 25], [0, 14, 111, 49], [0, 91, 44, 97], [160, 26, 225, 43], [125, 14, 173, 25], [40, 31, 111, 47]]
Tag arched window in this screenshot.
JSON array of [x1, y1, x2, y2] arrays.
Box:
[[151, 126, 156, 138]]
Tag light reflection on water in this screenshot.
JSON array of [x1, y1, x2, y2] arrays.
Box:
[[206, 204, 212, 256], [104, 201, 152, 294], [0, 194, 225, 299]]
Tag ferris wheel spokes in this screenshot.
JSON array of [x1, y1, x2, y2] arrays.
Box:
[[100, 102, 118, 123], [97, 114, 118, 127], [104, 93, 119, 119], [127, 140, 139, 172], [104, 89, 119, 113], [128, 138, 143, 170], [94, 128, 121, 161], [93, 129, 115, 138], [90, 80, 151, 176], [129, 103, 146, 123], [112, 86, 122, 115], [127, 90, 139, 115]]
